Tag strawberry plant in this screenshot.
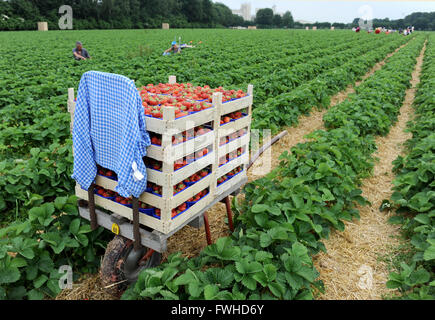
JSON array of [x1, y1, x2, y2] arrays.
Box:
[[386, 35, 435, 300], [0, 195, 111, 299]]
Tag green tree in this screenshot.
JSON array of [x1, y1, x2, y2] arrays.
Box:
[[273, 14, 282, 28], [255, 8, 273, 26], [281, 11, 294, 28]]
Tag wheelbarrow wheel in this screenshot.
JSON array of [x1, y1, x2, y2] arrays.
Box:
[[100, 235, 161, 297]]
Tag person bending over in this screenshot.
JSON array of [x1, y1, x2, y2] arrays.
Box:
[[73, 41, 91, 60], [163, 41, 181, 56]]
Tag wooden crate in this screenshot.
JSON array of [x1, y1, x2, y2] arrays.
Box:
[[68, 75, 253, 234]]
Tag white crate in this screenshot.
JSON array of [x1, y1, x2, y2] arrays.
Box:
[[68, 75, 253, 234]]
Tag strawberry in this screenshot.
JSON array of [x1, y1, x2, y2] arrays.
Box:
[[182, 101, 192, 108], [151, 110, 162, 119], [200, 170, 208, 178]]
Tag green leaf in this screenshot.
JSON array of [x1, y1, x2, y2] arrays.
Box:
[[255, 251, 273, 262], [253, 272, 268, 287], [259, 233, 272, 248], [204, 284, 219, 300], [69, 218, 81, 234], [268, 282, 285, 298], [251, 204, 270, 213], [423, 245, 435, 261], [27, 289, 45, 300], [409, 268, 430, 285], [54, 196, 68, 210], [263, 264, 277, 281], [8, 286, 27, 300], [254, 213, 268, 227], [10, 257, 28, 268], [161, 267, 178, 285], [159, 290, 179, 300], [414, 214, 430, 225], [241, 276, 257, 290], [34, 274, 48, 289], [0, 266, 20, 284]]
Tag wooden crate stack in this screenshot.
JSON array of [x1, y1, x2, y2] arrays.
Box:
[[70, 76, 253, 234]]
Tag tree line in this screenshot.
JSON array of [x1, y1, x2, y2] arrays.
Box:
[[1, 1, 434, 31], [255, 8, 435, 31], [0, 0, 252, 30]]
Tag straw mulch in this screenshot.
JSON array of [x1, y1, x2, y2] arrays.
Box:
[[312, 42, 426, 300], [55, 273, 116, 300]]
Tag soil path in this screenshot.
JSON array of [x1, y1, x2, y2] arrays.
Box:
[[312, 41, 426, 300]]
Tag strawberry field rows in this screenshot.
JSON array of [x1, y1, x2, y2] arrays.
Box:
[[0, 29, 428, 300], [386, 34, 435, 299], [121, 34, 428, 300]]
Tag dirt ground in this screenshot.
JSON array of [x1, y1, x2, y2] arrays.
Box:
[[56, 42, 416, 300], [312, 42, 426, 300]]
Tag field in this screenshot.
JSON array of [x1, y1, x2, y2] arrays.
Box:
[[0, 29, 433, 300]]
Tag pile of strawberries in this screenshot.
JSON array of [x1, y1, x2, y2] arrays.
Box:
[[113, 195, 161, 218], [145, 146, 211, 172], [95, 186, 116, 198], [172, 188, 209, 218], [217, 166, 243, 186], [97, 165, 117, 180], [219, 147, 245, 167], [149, 124, 212, 146], [146, 168, 210, 197], [147, 182, 162, 195], [114, 195, 132, 206], [139, 83, 247, 119], [220, 110, 247, 125], [187, 189, 209, 203], [138, 202, 161, 217], [220, 128, 247, 146], [141, 92, 211, 119]]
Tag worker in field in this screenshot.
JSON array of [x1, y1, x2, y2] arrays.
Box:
[[73, 41, 91, 60], [163, 41, 181, 56], [163, 40, 196, 56]]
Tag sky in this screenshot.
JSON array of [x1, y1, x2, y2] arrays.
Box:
[[217, 0, 435, 23]]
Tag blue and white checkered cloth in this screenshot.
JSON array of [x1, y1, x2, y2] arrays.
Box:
[[71, 71, 151, 198]]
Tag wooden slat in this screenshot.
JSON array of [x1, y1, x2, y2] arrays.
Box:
[[219, 95, 253, 115], [218, 115, 251, 138], [217, 152, 249, 178], [147, 130, 214, 162], [216, 171, 247, 196], [218, 133, 250, 158]]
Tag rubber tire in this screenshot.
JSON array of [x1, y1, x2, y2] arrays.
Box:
[[100, 236, 161, 297]]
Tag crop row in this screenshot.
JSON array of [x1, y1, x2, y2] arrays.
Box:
[[323, 37, 423, 135], [253, 35, 411, 133], [386, 34, 434, 300], [0, 37, 368, 160], [0, 34, 399, 222], [119, 36, 426, 300]]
